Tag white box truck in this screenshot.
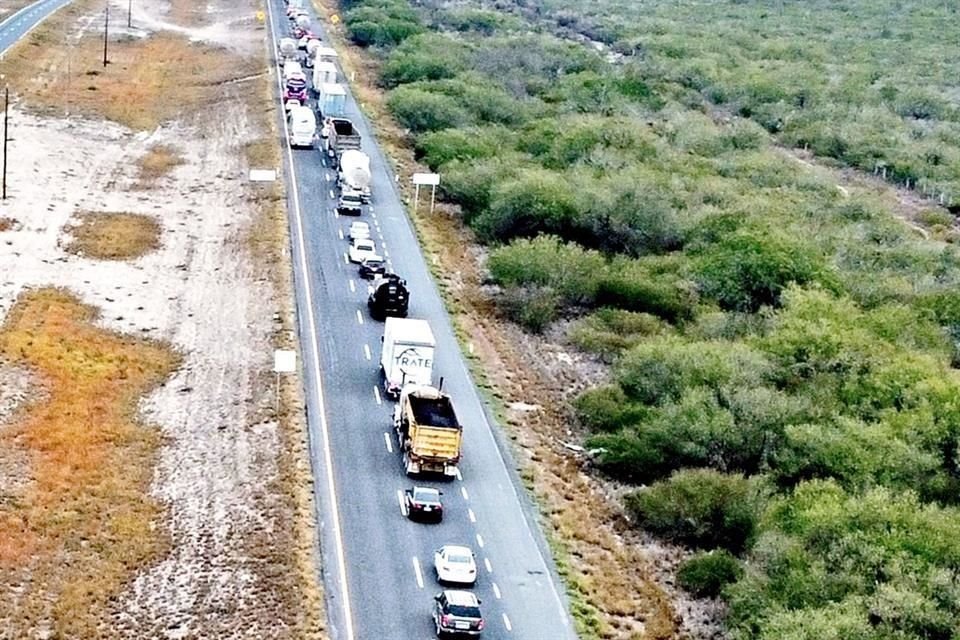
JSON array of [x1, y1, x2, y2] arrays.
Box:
[[312, 60, 337, 88], [380, 318, 435, 399], [318, 83, 346, 118]]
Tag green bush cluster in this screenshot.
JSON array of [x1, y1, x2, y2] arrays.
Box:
[[344, 0, 423, 48], [364, 0, 960, 635]]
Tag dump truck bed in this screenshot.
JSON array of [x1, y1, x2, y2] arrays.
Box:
[[408, 394, 459, 429]]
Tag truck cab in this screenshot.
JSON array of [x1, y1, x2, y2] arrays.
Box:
[[337, 191, 362, 215]]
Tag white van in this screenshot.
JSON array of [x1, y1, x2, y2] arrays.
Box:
[[287, 106, 317, 149], [282, 60, 304, 81]]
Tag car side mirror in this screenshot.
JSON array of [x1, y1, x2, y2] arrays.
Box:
[[434, 594, 441, 602], [438, 491, 443, 496], [477, 599, 482, 604]]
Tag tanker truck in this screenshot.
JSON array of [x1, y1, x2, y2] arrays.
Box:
[[338, 149, 371, 204]]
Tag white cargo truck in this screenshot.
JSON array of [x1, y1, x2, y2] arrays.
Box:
[[312, 60, 337, 88], [287, 105, 316, 148], [380, 318, 435, 399]]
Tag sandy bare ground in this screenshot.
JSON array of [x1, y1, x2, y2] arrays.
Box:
[[0, 0, 323, 637]]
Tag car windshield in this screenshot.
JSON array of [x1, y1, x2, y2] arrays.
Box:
[[413, 488, 439, 502], [447, 553, 472, 564], [446, 604, 481, 619], [351, 224, 368, 232], [355, 241, 373, 251], [364, 259, 384, 266]]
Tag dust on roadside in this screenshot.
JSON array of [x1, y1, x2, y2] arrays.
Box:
[[0, 0, 326, 637]]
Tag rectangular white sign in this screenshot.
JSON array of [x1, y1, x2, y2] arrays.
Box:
[[274, 349, 297, 373], [412, 172, 440, 186]]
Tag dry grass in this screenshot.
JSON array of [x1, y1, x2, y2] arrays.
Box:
[[0, 216, 16, 231], [65, 211, 161, 260], [312, 2, 680, 637], [0, 288, 180, 638], [135, 144, 185, 186], [2, 25, 257, 131]]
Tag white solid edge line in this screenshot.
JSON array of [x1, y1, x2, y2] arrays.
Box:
[[412, 556, 424, 589], [266, 3, 355, 639]]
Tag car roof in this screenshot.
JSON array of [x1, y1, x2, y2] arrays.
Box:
[[443, 590, 479, 606], [440, 544, 472, 555], [350, 221, 369, 228], [354, 238, 374, 247]]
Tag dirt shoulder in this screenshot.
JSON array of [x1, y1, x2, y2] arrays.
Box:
[[0, 0, 325, 637]]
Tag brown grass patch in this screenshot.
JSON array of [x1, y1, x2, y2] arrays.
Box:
[[0, 288, 180, 638], [135, 144, 185, 186], [312, 2, 679, 637], [2, 21, 257, 130], [0, 216, 16, 231], [65, 211, 161, 260]]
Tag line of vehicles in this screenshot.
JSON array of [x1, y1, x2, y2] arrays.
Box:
[[279, 1, 487, 635]]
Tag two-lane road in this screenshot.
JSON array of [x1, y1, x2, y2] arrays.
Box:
[[265, 1, 578, 639], [0, 0, 75, 55]]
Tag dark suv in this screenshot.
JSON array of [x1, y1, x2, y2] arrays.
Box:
[[433, 590, 484, 638]]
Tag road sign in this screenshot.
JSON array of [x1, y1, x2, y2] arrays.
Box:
[[255, 10, 265, 22], [249, 169, 277, 182], [274, 349, 297, 373], [412, 172, 440, 186], [330, 13, 340, 23]]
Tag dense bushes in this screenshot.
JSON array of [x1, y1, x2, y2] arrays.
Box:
[[677, 551, 743, 598], [625, 470, 764, 553], [344, 0, 422, 48]]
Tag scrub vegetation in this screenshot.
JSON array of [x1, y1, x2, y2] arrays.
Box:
[[339, 0, 960, 637], [65, 211, 162, 260]]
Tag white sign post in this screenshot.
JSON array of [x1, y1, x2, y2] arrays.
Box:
[[412, 172, 440, 216], [273, 349, 297, 413]]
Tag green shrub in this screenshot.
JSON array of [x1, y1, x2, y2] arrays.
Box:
[[568, 309, 666, 361], [696, 228, 835, 312], [498, 285, 559, 333], [381, 34, 467, 87], [415, 126, 506, 168], [386, 86, 470, 133], [677, 550, 743, 598], [574, 385, 649, 432], [625, 469, 764, 552], [474, 168, 582, 242], [345, 3, 423, 48], [488, 235, 606, 304], [440, 157, 518, 219]]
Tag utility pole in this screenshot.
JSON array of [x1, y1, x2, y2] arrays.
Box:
[[3, 86, 9, 200], [127, 0, 131, 28], [102, 2, 109, 68]]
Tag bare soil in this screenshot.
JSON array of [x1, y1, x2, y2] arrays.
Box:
[[0, 0, 326, 637]]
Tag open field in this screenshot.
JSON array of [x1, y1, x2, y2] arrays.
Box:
[[0, 0, 326, 637], [324, 0, 960, 638]]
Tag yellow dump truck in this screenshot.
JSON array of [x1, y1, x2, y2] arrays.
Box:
[[394, 384, 462, 477]]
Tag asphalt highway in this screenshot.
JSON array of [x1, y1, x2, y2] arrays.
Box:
[[264, 1, 579, 639], [0, 0, 74, 55]]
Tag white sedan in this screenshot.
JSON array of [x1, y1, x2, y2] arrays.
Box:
[[348, 221, 370, 241], [348, 238, 378, 263], [434, 545, 477, 586]]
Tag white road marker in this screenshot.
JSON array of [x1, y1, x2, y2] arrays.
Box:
[[397, 488, 405, 514], [461, 486, 469, 500], [363, 344, 372, 360], [492, 582, 502, 599], [455, 468, 463, 481], [383, 250, 389, 258], [476, 533, 484, 548], [329, 189, 335, 199], [373, 386, 382, 406], [267, 3, 355, 638], [343, 253, 349, 264], [468, 508, 476, 523], [385, 432, 394, 453], [503, 613, 512, 631], [356, 309, 364, 325], [349, 279, 355, 293], [412, 556, 424, 589], [485, 558, 493, 573], [338, 228, 344, 240]]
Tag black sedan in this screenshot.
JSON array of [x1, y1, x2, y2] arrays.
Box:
[[358, 256, 387, 279], [404, 486, 443, 522]]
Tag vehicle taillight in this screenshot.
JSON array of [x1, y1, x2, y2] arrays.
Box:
[[476, 619, 484, 630], [441, 615, 452, 626]]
